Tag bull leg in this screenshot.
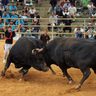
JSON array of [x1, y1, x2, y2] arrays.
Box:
[[63, 69, 74, 84], [75, 68, 91, 90], [19, 65, 31, 81], [1, 56, 11, 77], [49, 66, 56, 75], [60, 66, 74, 84]]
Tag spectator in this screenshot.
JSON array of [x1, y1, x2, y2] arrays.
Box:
[[0, 4, 4, 17], [63, 0, 71, 9], [68, 4, 77, 17], [54, 2, 63, 16], [86, 23, 95, 39], [63, 15, 72, 33], [31, 12, 40, 38], [62, 8, 70, 18], [49, 0, 57, 13], [8, 21, 17, 31], [9, 2, 17, 12], [40, 29, 50, 45], [0, 19, 4, 39], [69, 0, 76, 6], [74, 27, 84, 38], [91, 0, 96, 7], [10, 11, 18, 23], [21, 12, 29, 25], [87, 1, 95, 17], [29, 7, 36, 18], [48, 12, 58, 31], [2, 11, 10, 24], [1, 0, 9, 11]]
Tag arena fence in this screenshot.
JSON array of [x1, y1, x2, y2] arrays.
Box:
[[0, 18, 96, 39]]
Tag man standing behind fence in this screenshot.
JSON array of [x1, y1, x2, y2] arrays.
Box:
[[40, 30, 50, 45], [3, 26, 16, 64]]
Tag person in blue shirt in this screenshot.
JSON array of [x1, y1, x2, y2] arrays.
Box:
[[0, 19, 4, 39], [10, 11, 18, 23], [2, 11, 10, 24], [9, 2, 17, 12], [8, 21, 17, 31]]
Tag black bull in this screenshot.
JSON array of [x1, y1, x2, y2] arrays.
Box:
[[35, 37, 96, 89], [1, 37, 49, 78], [1, 37, 96, 89]]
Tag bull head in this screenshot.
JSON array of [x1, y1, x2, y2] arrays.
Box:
[[32, 48, 44, 55]]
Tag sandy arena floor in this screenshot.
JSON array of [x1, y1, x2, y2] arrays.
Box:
[[0, 40, 96, 96]]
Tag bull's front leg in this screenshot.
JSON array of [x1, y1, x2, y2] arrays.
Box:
[[1, 58, 11, 77], [19, 65, 31, 81], [75, 68, 91, 90], [1, 63, 11, 77], [49, 66, 56, 75]]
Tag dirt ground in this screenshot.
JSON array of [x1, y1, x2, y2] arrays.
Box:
[[0, 40, 96, 96]]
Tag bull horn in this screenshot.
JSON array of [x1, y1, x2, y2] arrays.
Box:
[[32, 48, 43, 54]]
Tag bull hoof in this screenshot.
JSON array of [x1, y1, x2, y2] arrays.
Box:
[[68, 80, 74, 84], [52, 72, 56, 75], [1, 71, 5, 77], [75, 84, 81, 90]]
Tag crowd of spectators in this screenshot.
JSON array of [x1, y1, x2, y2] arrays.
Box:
[[0, 0, 41, 39], [48, 0, 96, 39]]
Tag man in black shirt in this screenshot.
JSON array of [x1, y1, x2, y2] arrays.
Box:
[[40, 30, 50, 45], [3, 26, 16, 64]]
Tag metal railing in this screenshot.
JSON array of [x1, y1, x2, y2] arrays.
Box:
[[0, 18, 96, 39]]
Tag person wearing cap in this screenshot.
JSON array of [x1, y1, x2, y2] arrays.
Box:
[[3, 26, 16, 64]]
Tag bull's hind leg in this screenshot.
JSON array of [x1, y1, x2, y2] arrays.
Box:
[[1, 55, 11, 77], [75, 68, 91, 90], [59, 66, 74, 84]]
